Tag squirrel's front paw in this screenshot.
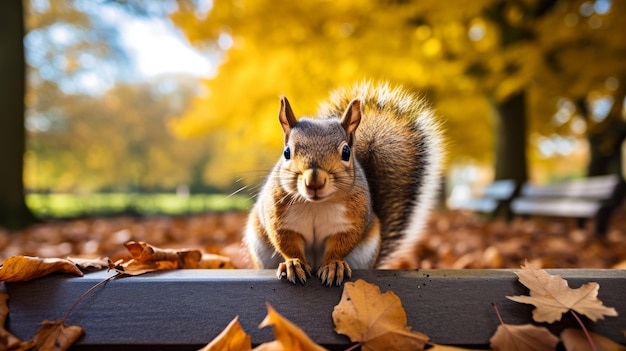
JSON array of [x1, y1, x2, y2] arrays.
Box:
[[317, 260, 352, 286], [277, 259, 312, 284]]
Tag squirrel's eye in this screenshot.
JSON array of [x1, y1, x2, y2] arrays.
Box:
[[341, 145, 351, 162], [283, 146, 291, 160]]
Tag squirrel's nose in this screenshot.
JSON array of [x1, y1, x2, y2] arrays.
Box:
[[303, 168, 328, 191]]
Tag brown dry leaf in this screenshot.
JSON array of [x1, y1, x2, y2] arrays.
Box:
[[257, 303, 327, 351], [197, 316, 251, 351], [489, 323, 559, 351], [506, 261, 618, 323], [332, 279, 428, 351], [125, 241, 233, 269], [192, 253, 235, 269], [0, 256, 83, 282], [108, 258, 161, 276], [29, 320, 83, 351], [112, 241, 234, 275], [426, 344, 479, 350], [67, 257, 110, 271], [0, 293, 22, 349], [561, 329, 626, 351]]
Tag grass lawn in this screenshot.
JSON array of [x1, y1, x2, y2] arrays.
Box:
[[26, 193, 253, 218]]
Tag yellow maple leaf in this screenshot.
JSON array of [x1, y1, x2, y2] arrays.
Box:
[[198, 316, 251, 351], [332, 279, 428, 351], [0, 256, 83, 282], [506, 261, 618, 323], [257, 303, 327, 351], [560, 328, 626, 351]]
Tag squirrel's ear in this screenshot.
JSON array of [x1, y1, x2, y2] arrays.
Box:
[[279, 96, 297, 138], [340, 99, 362, 141]]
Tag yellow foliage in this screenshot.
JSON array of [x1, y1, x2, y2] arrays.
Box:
[[169, 0, 626, 185]]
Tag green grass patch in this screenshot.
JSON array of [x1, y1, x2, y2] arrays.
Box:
[[26, 193, 253, 218]]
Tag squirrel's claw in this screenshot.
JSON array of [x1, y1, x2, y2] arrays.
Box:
[[318, 260, 352, 286], [277, 259, 311, 284]]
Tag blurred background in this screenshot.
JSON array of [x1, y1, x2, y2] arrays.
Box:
[[1, 0, 625, 268]]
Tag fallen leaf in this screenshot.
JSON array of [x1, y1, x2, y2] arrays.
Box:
[[0, 256, 83, 282], [258, 303, 327, 351], [108, 258, 161, 276], [111, 242, 234, 275], [506, 261, 618, 323], [198, 316, 251, 351], [253, 340, 283, 351], [124, 240, 198, 267], [426, 344, 479, 350], [0, 293, 22, 349], [489, 323, 559, 351], [561, 328, 626, 351], [124, 241, 234, 269], [67, 257, 110, 271], [29, 320, 83, 351], [332, 279, 428, 351], [192, 253, 235, 269]]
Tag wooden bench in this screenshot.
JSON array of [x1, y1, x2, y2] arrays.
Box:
[[6, 269, 625, 350], [510, 174, 626, 235], [451, 179, 519, 218]]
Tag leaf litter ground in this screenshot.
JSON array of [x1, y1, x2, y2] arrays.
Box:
[[1, 210, 625, 350], [1, 209, 625, 269]]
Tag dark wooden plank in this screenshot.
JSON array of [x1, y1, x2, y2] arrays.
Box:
[[6, 269, 626, 349]]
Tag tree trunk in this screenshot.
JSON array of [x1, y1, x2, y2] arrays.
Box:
[[585, 79, 626, 178], [0, 0, 37, 229], [489, 91, 529, 185]]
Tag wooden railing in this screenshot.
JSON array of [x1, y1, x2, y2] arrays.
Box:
[[6, 269, 626, 350]]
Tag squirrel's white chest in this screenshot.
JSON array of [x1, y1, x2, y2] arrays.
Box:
[[281, 202, 350, 265]]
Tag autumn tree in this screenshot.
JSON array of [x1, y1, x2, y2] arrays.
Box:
[[23, 1, 219, 195], [170, 0, 626, 187], [0, 0, 37, 229]]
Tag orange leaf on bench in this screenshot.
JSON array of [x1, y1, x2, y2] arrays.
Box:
[[111, 241, 235, 275], [0, 256, 83, 282], [333, 279, 428, 351]]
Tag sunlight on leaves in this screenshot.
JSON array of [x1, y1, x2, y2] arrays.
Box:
[[333, 279, 428, 351], [257, 303, 327, 351], [198, 316, 251, 351], [112, 240, 235, 275]]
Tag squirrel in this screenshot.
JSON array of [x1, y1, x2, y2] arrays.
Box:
[[244, 81, 444, 286]]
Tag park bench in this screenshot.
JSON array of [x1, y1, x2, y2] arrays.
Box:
[[6, 269, 625, 349], [452, 179, 519, 218], [510, 174, 626, 235]]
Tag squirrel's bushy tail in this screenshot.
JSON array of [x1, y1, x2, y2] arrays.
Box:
[[318, 81, 445, 268]]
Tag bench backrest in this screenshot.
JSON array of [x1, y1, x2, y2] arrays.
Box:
[[482, 179, 518, 200], [519, 175, 623, 199]]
